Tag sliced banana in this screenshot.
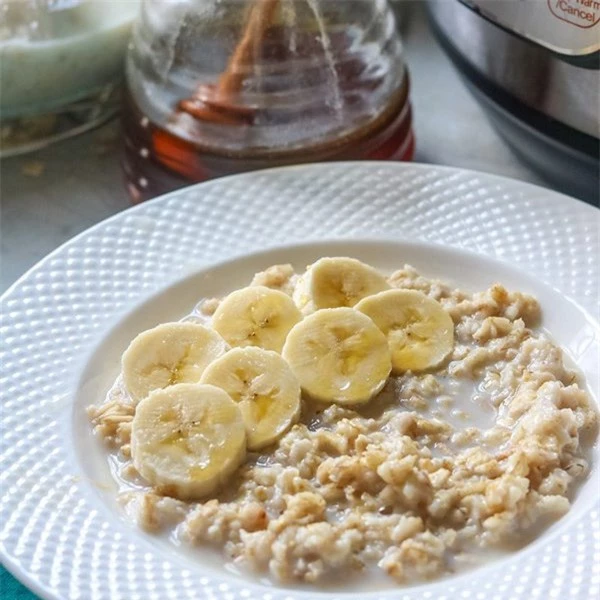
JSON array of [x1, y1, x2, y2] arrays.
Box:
[[355, 289, 454, 372], [131, 383, 246, 500], [201, 347, 301, 450], [122, 322, 228, 402], [293, 257, 389, 314], [282, 307, 391, 405], [211, 286, 302, 353]]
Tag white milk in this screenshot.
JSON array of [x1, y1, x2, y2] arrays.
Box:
[[0, 0, 139, 117]]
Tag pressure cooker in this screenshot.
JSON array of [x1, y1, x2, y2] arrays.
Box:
[[428, 0, 599, 205]]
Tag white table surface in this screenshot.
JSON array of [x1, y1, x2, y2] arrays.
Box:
[[0, 2, 551, 294]]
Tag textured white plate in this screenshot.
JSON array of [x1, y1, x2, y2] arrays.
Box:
[[1, 162, 599, 600]]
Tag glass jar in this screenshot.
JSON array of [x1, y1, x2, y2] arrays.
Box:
[[123, 0, 413, 202], [0, 0, 139, 155]]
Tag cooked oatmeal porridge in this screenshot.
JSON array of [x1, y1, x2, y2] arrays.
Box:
[[89, 259, 597, 586]]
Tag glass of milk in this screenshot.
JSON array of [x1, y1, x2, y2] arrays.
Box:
[[0, 0, 140, 154]]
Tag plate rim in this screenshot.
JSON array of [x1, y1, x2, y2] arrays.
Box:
[[1, 161, 598, 304]]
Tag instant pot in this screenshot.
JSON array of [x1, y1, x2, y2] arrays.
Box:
[[428, 0, 599, 205]]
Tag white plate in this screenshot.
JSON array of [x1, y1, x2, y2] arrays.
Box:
[[1, 162, 599, 600]]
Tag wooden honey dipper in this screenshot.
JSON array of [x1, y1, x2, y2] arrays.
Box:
[[178, 0, 281, 125]]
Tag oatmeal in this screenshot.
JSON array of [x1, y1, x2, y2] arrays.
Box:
[[89, 259, 597, 586]]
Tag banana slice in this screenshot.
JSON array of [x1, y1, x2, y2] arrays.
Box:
[[211, 286, 302, 353], [201, 347, 301, 450], [293, 257, 389, 313], [282, 307, 391, 405], [355, 289, 454, 372], [122, 322, 228, 402], [131, 383, 246, 500]]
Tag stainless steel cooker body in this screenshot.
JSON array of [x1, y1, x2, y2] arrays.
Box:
[[428, 0, 599, 203]]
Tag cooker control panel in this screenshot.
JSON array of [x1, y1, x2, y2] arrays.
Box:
[[460, 0, 600, 56]]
